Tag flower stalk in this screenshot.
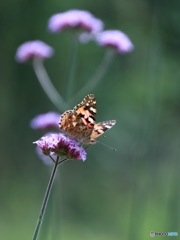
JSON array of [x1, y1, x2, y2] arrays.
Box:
[[65, 34, 79, 101], [32, 133, 86, 239], [32, 156, 67, 240], [71, 49, 115, 103], [32, 58, 67, 112]]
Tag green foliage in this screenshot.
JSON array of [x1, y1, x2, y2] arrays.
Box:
[[1, 0, 180, 239]]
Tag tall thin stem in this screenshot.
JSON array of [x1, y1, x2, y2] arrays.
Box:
[[32, 156, 59, 240], [32, 58, 67, 112], [71, 49, 115, 104], [65, 34, 79, 101]]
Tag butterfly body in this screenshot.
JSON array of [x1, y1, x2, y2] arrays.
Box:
[[59, 94, 116, 144]]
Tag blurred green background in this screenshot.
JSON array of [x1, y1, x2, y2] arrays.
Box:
[[1, 0, 180, 239]]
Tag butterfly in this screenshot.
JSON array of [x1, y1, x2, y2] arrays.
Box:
[[59, 94, 116, 144]]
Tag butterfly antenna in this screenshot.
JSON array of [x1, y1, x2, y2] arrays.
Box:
[[96, 140, 117, 151], [84, 145, 90, 150]]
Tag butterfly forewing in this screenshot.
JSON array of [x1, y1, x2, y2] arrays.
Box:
[[74, 94, 96, 127]]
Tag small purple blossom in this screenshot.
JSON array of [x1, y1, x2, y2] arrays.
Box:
[[15, 40, 54, 62], [33, 133, 87, 161], [96, 30, 134, 53], [48, 9, 104, 34], [30, 112, 60, 130]]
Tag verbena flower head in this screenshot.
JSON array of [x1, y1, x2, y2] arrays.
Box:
[[15, 40, 54, 62], [96, 30, 134, 53], [33, 133, 87, 161], [48, 9, 103, 34], [30, 112, 60, 130]]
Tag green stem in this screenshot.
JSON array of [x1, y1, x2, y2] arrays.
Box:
[[71, 49, 115, 103], [32, 156, 59, 240], [32, 58, 67, 112], [65, 34, 79, 101]]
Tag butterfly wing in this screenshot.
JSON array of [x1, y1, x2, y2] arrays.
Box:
[[74, 94, 96, 128], [59, 94, 97, 143], [89, 120, 116, 144], [59, 94, 116, 144], [59, 110, 74, 129]]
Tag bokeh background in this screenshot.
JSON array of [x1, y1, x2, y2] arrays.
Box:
[[1, 0, 180, 239]]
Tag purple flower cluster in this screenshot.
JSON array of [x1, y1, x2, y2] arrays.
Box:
[[48, 9, 103, 34], [15, 10, 134, 62], [30, 112, 60, 130], [96, 30, 134, 53], [47, 9, 134, 53], [15, 40, 54, 62], [34, 133, 87, 161]]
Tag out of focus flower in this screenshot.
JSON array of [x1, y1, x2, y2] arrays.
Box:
[[96, 30, 134, 53], [33, 133, 87, 161], [15, 40, 54, 62], [30, 112, 60, 130], [48, 9, 103, 34]]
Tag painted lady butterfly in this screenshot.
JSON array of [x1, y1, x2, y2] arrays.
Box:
[[59, 94, 116, 144]]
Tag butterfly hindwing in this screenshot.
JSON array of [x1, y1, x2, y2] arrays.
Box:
[[90, 120, 116, 143]]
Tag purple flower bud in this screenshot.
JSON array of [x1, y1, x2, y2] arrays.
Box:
[[15, 40, 54, 62], [48, 9, 104, 34], [33, 133, 87, 161], [96, 30, 134, 53], [30, 112, 60, 130]]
